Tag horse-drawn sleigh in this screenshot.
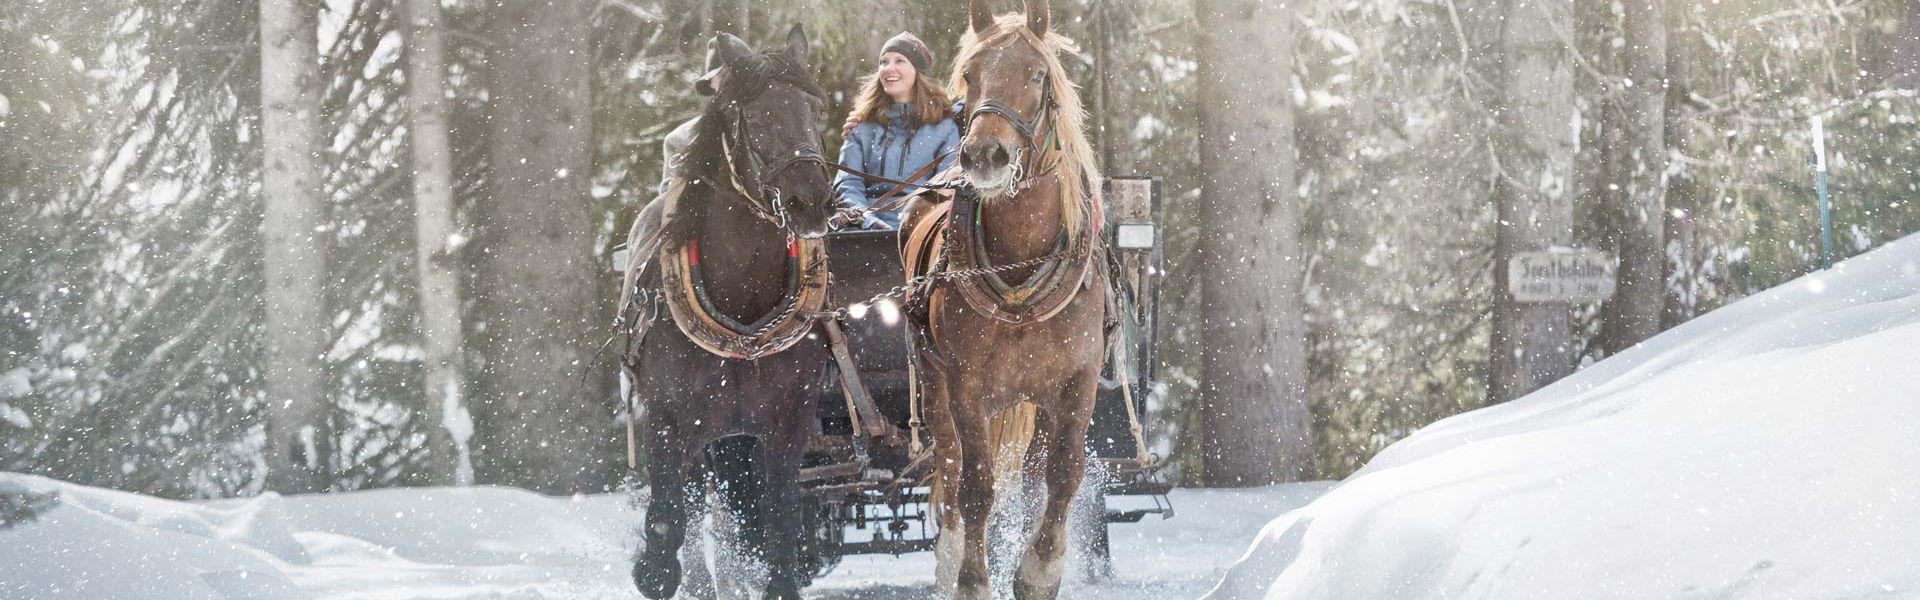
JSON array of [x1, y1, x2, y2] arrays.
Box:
[[613, 2, 1170, 597]]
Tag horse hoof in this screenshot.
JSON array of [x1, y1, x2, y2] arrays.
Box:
[[631, 551, 681, 599], [763, 580, 803, 600], [1014, 579, 1060, 600], [956, 584, 993, 600]]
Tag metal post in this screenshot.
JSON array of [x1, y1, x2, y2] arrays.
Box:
[[1811, 115, 1833, 269]]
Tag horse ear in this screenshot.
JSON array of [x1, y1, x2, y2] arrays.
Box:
[[695, 33, 754, 95], [709, 32, 755, 70], [785, 23, 809, 64], [970, 0, 995, 35], [1024, 0, 1049, 37]]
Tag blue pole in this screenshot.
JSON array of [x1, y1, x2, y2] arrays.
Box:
[[1817, 169, 1832, 269], [1811, 115, 1833, 269]]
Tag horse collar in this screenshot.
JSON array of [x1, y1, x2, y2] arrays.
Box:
[[938, 185, 1094, 325]]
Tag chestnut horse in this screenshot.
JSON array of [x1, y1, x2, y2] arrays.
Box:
[[899, 2, 1106, 598]]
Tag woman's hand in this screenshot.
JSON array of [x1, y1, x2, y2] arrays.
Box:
[[842, 112, 862, 137]]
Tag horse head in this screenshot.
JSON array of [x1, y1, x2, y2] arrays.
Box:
[[955, 0, 1058, 198], [695, 26, 834, 238]]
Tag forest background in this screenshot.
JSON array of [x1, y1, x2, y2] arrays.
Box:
[[2, 0, 1917, 498]]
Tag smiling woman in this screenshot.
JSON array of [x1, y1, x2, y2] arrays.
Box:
[[832, 32, 962, 229]]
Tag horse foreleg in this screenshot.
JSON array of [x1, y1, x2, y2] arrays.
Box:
[[950, 381, 998, 600], [634, 420, 693, 599], [926, 367, 966, 599], [1014, 370, 1097, 600], [759, 418, 809, 600]]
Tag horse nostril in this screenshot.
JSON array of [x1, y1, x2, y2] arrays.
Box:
[[961, 144, 986, 171], [961, 142, 1008, 173]]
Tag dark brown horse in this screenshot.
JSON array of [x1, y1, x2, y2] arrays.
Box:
[[617, 26, 835, 600], [899, 2, 1107, 598]]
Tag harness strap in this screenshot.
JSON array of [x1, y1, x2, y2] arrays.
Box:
[[823, 317, 897, 441], [1111, 340, 1154, 469], [826, 150, 960, 228], [828, 152, 954, 192]]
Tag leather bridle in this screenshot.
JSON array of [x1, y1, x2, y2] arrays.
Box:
[[964, 70, 1057, 187], [714, 75, 829, 234]]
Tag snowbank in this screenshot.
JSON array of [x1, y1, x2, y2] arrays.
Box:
[[1206, 235, 1920, 599], [0, 477, 636, 600], [0, 469, 1328, 599]]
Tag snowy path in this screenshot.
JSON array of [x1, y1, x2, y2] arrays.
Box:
[[807, 484, 1331, 600], [0, 472, 1330, 600]]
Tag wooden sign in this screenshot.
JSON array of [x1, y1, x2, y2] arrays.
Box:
[[1508, 249, 1617, 303]]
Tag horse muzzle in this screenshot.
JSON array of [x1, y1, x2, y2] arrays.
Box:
[[960, 141, 1019, 198]]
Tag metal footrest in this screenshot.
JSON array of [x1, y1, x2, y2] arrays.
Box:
[[1103, 472, 1175, 524]]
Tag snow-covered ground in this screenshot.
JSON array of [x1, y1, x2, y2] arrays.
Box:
[[0, 470, 1329, 599], [1205, 236, 1920, 599]]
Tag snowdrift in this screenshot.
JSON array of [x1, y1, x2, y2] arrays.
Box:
[[0, 468, 1328, 599], [0, 479, 636, 600], [1206, 235, 1920, 599]]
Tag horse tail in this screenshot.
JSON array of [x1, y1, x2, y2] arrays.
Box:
[[705, 434, 766, 551], [930, 402, 1039, 516], [988, 402, 1039, 481]]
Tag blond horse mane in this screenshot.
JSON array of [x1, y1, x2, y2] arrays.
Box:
[[949, 13, 1103, 241]]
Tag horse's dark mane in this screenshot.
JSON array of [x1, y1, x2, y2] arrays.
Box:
[[664, 49, 821, 242]]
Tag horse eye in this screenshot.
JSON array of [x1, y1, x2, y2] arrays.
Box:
[[1030, 71, 1045, 84]]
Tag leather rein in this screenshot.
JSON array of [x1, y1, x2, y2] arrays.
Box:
[[821, 73, 1061, 226]]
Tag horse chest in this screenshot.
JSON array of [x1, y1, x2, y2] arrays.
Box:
[[926, 288, 1103, 378]]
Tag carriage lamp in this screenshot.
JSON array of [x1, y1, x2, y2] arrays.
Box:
[[1115, 223, 1156, 250], [610, 247, 630, 274]]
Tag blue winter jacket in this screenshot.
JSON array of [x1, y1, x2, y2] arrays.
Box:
[[834, 103, 961, 228]]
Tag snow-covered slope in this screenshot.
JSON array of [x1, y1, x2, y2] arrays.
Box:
[[0, 478, 638, 600], [0, 469, 1328, 599], [1206, 235, 1920, 599]]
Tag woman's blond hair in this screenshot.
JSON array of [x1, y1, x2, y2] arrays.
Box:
[[850, 62, 951, 126]]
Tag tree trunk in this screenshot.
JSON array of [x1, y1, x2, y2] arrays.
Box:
[[1488, 0, 1576, 403], [1662, 0, 1699, 329], [1091, 0, 1131, 173], [710, 0, 748, 37], [258, 0, 333, 493], [1893, 0, 1920, 89], [1598, 0, 1668, 354], [405, 0, 473, 486], [472, 0, 604, 493], [1192, 0, 1311, 486]]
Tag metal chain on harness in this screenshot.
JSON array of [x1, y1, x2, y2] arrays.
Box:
[[729, 281, 814, 361], [821, 244, 1086, 324], [825, 228, 1089, 462]]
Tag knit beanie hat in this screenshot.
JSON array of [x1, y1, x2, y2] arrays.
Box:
[[881, 32, 933, 74]]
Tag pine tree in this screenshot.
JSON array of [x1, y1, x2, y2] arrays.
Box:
[[470, 0, 606, 493], [405, 0, 473, 486], [1489, 0, 1577, 403], [1192, 0, 1311, 485], [1597, 0, 1669, 354], [258, 0, 334, 493], [1894, 0, 1920, 89]]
